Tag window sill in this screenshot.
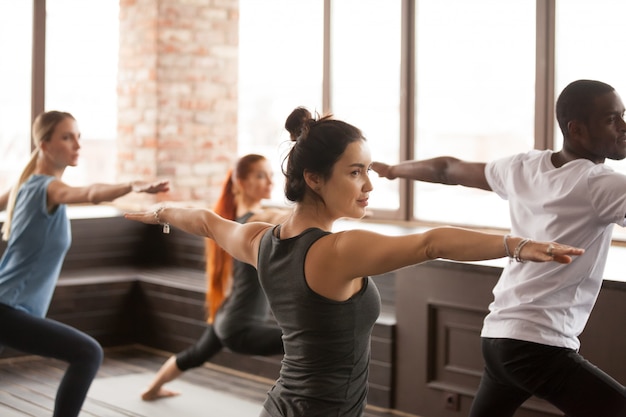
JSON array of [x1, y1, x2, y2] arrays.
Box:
[[0, 204, 123, 223]]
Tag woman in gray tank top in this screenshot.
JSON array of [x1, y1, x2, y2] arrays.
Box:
[[125, 107, 584, 417]]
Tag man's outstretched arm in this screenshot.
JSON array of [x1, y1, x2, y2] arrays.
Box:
[[372, 157, 491, 191]]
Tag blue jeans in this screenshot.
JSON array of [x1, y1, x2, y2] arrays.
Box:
[[470, 337, 626, 417], [0, 303, 103, 417]]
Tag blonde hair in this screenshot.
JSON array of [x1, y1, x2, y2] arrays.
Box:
[[2, 111, 75, 241]]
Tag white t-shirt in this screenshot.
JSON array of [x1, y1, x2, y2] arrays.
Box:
[[483, 150, 626, 350]]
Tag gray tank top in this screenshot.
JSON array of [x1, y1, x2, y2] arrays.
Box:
[[213, 212, 270, 339], [257, 225, 381, 417]]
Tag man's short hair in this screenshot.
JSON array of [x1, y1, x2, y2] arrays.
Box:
[[556, 79, 615, 136]]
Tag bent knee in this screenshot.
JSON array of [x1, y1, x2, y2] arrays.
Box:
[[75, 336, 104, 366]]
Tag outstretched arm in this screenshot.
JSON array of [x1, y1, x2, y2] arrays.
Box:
[[312, 227, 585, 284], [371, 157, 491, 191], [124, 206, 272, 267], [47, 179, 170, 206]]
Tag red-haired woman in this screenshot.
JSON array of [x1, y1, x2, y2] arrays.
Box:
[[141, 154, 288, 401]]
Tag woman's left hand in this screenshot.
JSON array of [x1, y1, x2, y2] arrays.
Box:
[[131, 180, 170, 194]]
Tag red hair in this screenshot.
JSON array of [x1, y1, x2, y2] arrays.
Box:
[[205, 154, 266, 323]]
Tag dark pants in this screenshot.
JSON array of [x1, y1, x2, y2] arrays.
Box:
[[0, 303, 103, 417], [470, 338, 626, 417], [176, 323, 283, 370]]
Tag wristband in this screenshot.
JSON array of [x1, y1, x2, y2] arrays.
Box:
[[154, 206, 170, 234], [514, 238, 530, 263], [503, 234, 512, 258]]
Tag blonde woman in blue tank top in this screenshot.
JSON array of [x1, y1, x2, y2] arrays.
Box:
[[0, 111, 169, 417], [125, 107, 584, 417]]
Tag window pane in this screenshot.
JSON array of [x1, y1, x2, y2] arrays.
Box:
[[45, 0, 118, 185], [0, 2, 32, 192], [414, 0, 535, 228], [330, 0, 402, 212], [238, 0, 323, 204], [555, 0, 626, 240]]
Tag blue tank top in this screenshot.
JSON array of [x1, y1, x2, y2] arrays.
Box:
[[257, 225, 381, 417], [0, 175, 71, 317], [213, 212, 271, 339]]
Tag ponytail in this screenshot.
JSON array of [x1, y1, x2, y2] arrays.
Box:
[[205, 169, 237, 323], [2, 149, 39, 241]]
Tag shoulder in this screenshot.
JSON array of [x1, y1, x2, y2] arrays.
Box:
[[487, 150, 548, 180], [16, 175, 55, 200], [25, 174, 54, 188], [491, 149, 545, 166], [587, 163, 626, 187], [248, 207, 291, 225], [314, 229, 381, 252]]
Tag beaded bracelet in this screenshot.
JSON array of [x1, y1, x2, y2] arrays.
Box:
[[513, 238, 530, 263], [154, 206, 170, 234]]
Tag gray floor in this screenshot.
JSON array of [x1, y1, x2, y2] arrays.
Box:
[[0, 345, 400, 417]]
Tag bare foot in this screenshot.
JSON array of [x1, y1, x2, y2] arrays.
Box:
[[141, 386, 181, 401]]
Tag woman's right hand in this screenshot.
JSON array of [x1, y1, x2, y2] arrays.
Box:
[[131, 180, 170, 194]]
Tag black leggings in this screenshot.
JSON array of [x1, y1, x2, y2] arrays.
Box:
[[176, 323, 283, 371], [470, 338, 626, 417], [0, 303, 103, 417]]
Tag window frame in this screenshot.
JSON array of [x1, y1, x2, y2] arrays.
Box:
[[26, 0, 588, 230], [319, 0, 556, 223]]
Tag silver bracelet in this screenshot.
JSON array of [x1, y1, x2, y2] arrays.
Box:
[[154, 206, 170, 234], [503, 234, 512, 258], [513, 238, 530, 263]]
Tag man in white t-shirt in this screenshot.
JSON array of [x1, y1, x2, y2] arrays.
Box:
[[372, 79, 626, 417]]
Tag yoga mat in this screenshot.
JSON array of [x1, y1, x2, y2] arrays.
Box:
[[87, 372, 264, 417]]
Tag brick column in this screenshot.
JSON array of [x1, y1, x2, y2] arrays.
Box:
[[117, 0, 238, 208]]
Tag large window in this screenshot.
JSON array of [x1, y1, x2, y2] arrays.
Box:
[[330, 0, 402, 212], [237, 0, 402, 212], [45, 0, 119, 186], [0, 2, 33, 192], [238, 0, 323, 204], [0, 0, 118, 195], [413, 0, 535, 228], [10, 1, 626, 235], [237, 0, 626, 232]]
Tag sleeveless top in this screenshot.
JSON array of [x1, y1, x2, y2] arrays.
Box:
[[257, 225, 381, 417], [213, 212, 271, 339], [0, 175, 71, 317]]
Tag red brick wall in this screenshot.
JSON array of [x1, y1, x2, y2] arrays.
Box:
[[117, 0, 239, 208]]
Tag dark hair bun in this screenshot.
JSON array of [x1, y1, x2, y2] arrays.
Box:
[[285, 107, 313, 142]]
